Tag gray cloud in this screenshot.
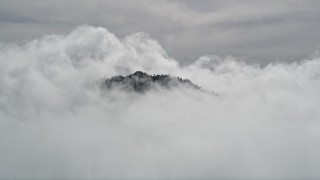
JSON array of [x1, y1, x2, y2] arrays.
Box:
[[0, 0, 319, 63]]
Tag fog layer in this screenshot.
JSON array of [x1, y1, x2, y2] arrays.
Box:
[[0, 26, 320, 178]]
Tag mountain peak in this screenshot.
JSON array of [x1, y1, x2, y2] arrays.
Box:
[[132, 71, 146, 76], [102, 71, 202, 93], [131, 71, 149, 79]]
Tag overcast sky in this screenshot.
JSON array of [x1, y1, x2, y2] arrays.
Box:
[[0, 0, 320, 64]]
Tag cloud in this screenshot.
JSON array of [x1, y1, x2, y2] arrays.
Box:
[[0, 0, 320, 63], [0, 26, 320, 178]]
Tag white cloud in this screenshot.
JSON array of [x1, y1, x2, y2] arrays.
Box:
[[0, 26, 320, 178]]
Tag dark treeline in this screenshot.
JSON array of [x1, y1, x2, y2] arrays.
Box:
[[102, 71, 201, 93]]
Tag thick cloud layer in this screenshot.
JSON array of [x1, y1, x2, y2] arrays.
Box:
[[0, 26, 320, 178]]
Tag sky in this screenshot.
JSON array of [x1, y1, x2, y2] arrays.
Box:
[[0, 0, 320, 64]]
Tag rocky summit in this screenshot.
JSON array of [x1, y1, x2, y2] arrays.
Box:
[[102, 71, 201, 93]]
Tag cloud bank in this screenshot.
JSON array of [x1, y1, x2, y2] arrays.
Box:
[[1, 0, 320, 62], [0, 26, 320, 178]]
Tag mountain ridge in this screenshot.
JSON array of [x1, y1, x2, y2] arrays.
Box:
[[102, 71, 202, 93]]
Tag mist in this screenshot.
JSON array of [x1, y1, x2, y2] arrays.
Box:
[[0, 26, 320, 178]]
